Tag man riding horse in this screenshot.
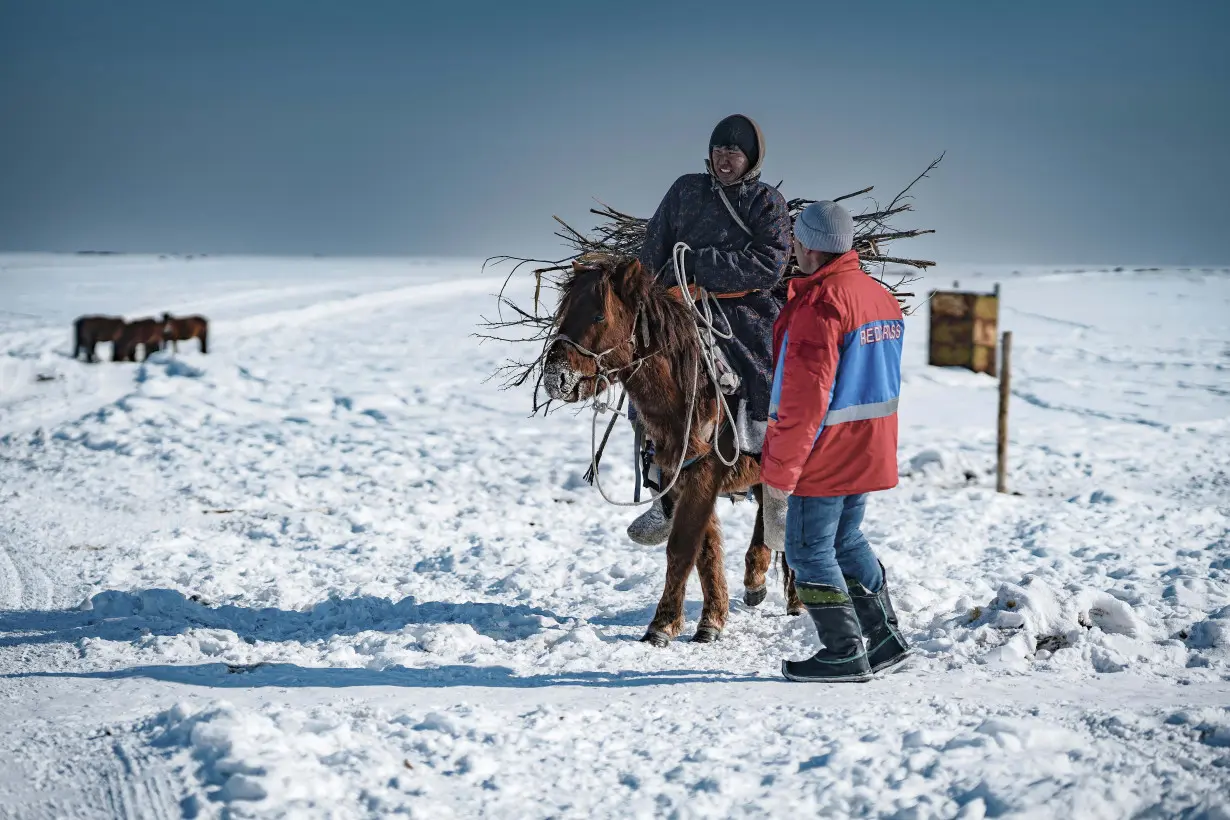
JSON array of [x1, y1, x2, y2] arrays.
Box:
[[627, 114, 792, 545]]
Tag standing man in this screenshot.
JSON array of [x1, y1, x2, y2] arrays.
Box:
[[762, 201, 911, 682], [628, 114, 792, 545]]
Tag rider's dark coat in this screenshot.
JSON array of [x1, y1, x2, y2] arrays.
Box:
[[638, 118, 792, 423]]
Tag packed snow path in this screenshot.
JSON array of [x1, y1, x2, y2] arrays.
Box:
[[1, 255, 1228, 818]]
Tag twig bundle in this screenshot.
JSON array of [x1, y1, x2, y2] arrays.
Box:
[[478, 155, 944, 411]]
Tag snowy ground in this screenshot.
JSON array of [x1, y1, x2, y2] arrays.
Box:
[[1, 253, 1228, 819]]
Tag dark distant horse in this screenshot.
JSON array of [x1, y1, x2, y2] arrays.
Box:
[[542, 256, 802, 646], [73, 315, 126, 363], [114, 318, 165, 362], [162, 313, 208, 354]]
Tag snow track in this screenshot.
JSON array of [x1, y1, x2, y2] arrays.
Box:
[[1, 257, 1228, 817], [0, 526, 54, 611], [0, 733, 185, 820]]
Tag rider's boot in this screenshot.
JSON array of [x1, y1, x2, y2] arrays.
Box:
[[627, 466, 674, 546]]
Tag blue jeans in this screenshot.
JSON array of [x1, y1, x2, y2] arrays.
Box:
[[785, 494, 883, 594]]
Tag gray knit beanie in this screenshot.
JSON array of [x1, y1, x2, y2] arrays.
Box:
[[794, 201, 854, 253]]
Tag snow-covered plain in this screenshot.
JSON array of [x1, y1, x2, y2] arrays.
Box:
[[1, 253, 1228, 818]]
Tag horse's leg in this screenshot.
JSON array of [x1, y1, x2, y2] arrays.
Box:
[[692, 511, 728, 642], [743, 484, 772, 607], [642, 463, 722, 646], [782, 551, 805, 616], [199, 328, 207, 354]]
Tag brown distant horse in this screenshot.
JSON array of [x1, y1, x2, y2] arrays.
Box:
[[162, 313, 208, 354], [73, 315, 126, 363], [113, 318, 165, 362], [542, 256, 801, 646]]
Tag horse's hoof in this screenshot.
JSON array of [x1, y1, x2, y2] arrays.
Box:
[[787, 605, 807, 617], [640, 630, 671, 648], [743, 585, 767, 608], [691, 625, 721, 643]]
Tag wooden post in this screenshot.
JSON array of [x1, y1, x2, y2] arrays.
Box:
[[996, 331, 1012, 493]]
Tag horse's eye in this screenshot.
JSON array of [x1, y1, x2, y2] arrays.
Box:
[[593, 313, 605, 324]]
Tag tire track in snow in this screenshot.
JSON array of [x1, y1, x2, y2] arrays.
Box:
[[0, 734, 186, 820], [1010, 386, 1170, 429], [0, 527, 53, 611], [217, 276, 498, 340]]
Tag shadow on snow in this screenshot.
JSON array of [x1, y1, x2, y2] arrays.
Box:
[[2, 663, 765, 689], [0, 588, 575, 647]]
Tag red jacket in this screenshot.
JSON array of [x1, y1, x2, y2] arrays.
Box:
[[761, 250, 903, 497]]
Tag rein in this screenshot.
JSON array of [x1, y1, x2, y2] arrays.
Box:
[[669, 242, 742, 468]]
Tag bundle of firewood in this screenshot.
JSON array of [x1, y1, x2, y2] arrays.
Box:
[[496, 154, 942, 312], [478, 155, 943, 409]]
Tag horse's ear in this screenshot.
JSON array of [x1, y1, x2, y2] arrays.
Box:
[[613, 258, 651, 305]]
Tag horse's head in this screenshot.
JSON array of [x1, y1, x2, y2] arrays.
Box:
[[543, 255, 652, 403]]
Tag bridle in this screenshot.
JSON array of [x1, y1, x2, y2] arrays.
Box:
[[547, 304, 656, 409]]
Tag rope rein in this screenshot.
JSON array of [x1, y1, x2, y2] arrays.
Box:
[[670, 243, 742, 468]]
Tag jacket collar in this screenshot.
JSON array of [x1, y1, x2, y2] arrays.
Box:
[[704, 159, 761, 190], [786, 250, 862, 300]]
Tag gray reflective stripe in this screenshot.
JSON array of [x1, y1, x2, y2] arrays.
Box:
[[824, 397, 899, 426]]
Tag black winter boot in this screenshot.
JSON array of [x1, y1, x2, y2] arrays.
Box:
[[848, 564, 911, 674], [782, 583, 872, 682]]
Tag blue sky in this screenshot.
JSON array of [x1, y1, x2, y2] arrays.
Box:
[[1, 0, 1227, 264]]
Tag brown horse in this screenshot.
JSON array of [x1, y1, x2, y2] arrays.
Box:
[[114, 318, 165, 362], [542, 256, 801, 646], [162, 313, 208, 354], [73, 315, 126, 363]]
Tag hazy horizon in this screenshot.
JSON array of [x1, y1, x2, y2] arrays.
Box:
[[2, 1, 1228, 267]]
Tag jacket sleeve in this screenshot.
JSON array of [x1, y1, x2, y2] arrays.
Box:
[[638, 179, 681, 282], [760, 300, 844, 494], [689, 187, 790, 294]]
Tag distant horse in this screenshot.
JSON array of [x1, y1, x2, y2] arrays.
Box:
[[114, 318, 165, 362], [162, 313, 208, 354], [73, 315, 126, 363], [542, 256, 802, 646]]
